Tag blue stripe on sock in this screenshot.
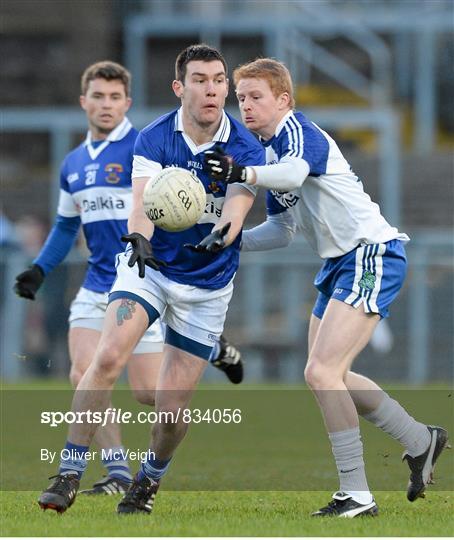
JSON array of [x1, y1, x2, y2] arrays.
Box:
[[166, 326, 213, 360], [101, 446, 127, 466], [108, 291, 160, 327], [107, 467, 133, 482], [137, 451, 171, 481], [59, 441, 89, 479], [101, 447, 132, 481]]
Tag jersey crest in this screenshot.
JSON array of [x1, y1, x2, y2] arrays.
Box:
[[105, 163, 124, 184], [208, 180, 221, 193], [57, 123, 138, 292]]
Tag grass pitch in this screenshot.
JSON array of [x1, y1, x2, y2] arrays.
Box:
[[1, 381, 453, 536], [1, 490, 453, 536]]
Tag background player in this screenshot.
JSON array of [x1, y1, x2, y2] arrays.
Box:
[[204, 58, 449, 518], [14, 60, 242, 497], [37, 45, 264, 515]]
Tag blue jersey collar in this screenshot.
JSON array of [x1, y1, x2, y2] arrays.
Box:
[[83, 117, 133, 160], [174, 107, 231, 143], [260, 110, 295, 147], [274, 110, 295, 138], [84, 117, 133, 147]]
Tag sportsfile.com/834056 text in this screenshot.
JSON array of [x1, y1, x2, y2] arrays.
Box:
[[40, 407, 242, 428]]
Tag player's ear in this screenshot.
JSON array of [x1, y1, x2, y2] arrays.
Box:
[[278, 92, 290, 110], [172, 79, 184, 99], [125, 96, 132, 111], [80, 95, 86, 110]]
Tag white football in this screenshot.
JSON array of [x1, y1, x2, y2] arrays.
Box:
[[143, 167, 207, 232]]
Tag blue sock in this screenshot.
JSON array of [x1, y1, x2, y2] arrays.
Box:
[[208, 340, 221, 363], [59, 441, 89, 479], [137, 450, 171, 482], [101, 446, 132, 482]]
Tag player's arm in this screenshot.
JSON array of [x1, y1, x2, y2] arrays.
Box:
[[216, 184, 255, 245], [204, 147, 309, 191], [122, 153, 166, 278], [241, 211, 296, 252], [14, 215, 81, 300], [185, 184, 255, 253], [127, 176, 154, 238], [14, 179, 81, 300], [246, 156, 309, 190], [204, 147, 310, 191]]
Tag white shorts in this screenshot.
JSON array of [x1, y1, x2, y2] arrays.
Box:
[[109, 251, 234, 360], [69, 287, 164, 354]]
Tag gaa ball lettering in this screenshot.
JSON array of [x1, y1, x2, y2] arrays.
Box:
[[143, 167, 207, 232]]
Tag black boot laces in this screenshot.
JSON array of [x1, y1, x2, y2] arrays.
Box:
[[47, 474, 78, 496], [320, 498, 342, 514], [123, 478, 153, 507]]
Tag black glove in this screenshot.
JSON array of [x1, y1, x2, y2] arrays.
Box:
[[121, 232, 166, 278], [184, 222, 231, 254], [203, 146, 247, 184], [14, 264, 45, 300]]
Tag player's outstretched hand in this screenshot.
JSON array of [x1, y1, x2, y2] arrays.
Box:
[[121, 232, 166, 278], [184, 222, 231, 254], [14, 264, 45, 300], [203, 146, 247, 184]]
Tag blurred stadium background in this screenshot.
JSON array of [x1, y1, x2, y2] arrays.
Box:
[[1, 0, 453, 384]]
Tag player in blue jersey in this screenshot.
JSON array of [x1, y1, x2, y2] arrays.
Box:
[[204, 58, 449, 518], [13, 60, 242, 500], [37, 45, 265, 514], [14, 61, 161, 496]]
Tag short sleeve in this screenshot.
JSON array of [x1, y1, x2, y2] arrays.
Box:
[[132, 129, 165, 179], [57, 160, 78, 217], [134, 129, 164, 162]]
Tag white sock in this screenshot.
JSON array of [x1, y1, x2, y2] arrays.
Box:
[[363, 394, 431, 457], [345, 490, 374, 505], [329, 426, 372, 503]]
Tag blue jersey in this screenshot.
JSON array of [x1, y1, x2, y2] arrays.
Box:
[[57, 118, 137, 292], [133, 108, 265, 289]]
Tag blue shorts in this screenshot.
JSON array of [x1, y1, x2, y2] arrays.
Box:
[[312, 239, 407, 320]]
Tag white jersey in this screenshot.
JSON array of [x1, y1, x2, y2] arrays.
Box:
[[257, 111, 409, 258]]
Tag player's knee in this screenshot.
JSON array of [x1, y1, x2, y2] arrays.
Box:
[[304, 359, 338, 390], [69, 366, 85, 388], [69, 354, 92, 387], [93, 344, 126, 381], [132, 388, 156, 407]]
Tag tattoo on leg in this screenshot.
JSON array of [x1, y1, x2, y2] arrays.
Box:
[[116, 299, 137, 326]]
